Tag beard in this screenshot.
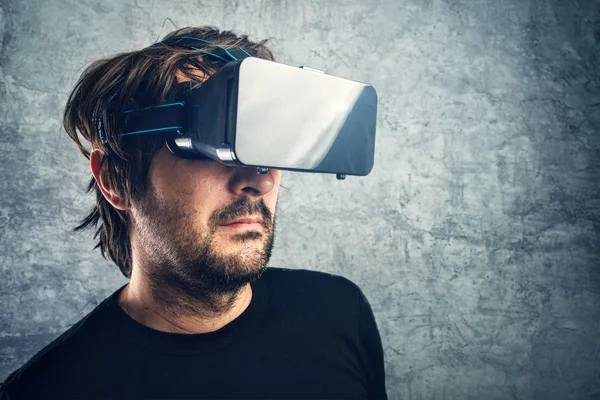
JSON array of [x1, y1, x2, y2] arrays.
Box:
[[131, 186, 277, 318]]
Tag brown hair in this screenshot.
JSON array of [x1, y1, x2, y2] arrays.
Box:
[[63, 26, 275, 278]]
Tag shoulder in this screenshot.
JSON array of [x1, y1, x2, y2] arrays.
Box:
[[262, 267, 364, 327], [1, 292, 117, 398], [263, 266, 359, 285], [263, 266, 361, 294], [1, 323, 82, 398]]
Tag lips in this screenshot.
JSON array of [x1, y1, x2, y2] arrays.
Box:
[[220, 216, 263, 226]]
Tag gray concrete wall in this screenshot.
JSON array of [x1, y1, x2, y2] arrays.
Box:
[[1, 0, 599, 399]]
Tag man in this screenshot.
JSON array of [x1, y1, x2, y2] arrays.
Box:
[[1, 26, 388, 399]]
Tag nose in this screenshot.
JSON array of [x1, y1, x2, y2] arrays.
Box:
[[228, 166, 277, 197]]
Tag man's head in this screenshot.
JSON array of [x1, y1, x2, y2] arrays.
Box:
[[64, 26, 280, 307]]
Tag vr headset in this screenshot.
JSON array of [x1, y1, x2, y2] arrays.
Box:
[[106, 37, 378, 180]]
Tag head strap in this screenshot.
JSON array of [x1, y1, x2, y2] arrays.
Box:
[[153, 36, 252, 62], [99, 37, 253, 144]]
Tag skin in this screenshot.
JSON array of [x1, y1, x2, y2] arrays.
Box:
[[90, 143, 281, 334]]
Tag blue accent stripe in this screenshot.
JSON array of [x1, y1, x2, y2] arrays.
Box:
[[238, 47, 252, 57], [177, 36, 237, 60], [123, 102, 184, 114], [118, 126, 183, 137], [156, 102, 184, 109], [220, 47, 237, 61]]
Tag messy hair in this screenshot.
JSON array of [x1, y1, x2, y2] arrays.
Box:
[[63, 26, 275, 278]]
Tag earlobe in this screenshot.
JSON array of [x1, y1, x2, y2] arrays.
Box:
[[90, 149, 129, 211]]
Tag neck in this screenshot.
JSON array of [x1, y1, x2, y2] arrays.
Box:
[[118, 267, 253, 334]]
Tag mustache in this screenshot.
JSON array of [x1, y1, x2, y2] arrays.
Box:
[[209, 197, 273, 229]]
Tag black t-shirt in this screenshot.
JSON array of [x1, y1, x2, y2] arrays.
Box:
[[1, 267, 388, 399]]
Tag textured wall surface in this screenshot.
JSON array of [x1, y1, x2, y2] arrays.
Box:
[[1, 0, 599, 399]]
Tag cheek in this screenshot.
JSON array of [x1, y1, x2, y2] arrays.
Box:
[[265, 185, 281, 212], [151, 175, 191, 207], [182, 172, 228, 220], [148, 172, 211, 220]]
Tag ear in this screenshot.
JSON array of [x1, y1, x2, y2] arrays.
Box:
[[90, 149, 129, 211]]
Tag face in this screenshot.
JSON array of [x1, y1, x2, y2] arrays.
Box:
[[129, 145, 281, 312]]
